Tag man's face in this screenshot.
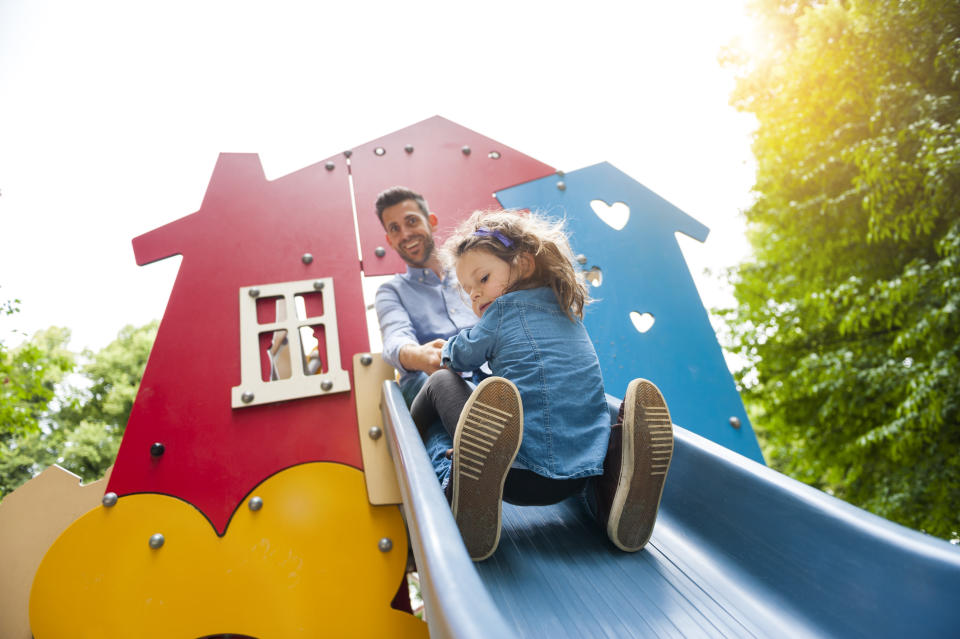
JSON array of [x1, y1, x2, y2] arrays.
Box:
[[382, 199, 437, 267]]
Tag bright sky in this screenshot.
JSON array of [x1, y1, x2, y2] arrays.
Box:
[[0, 0, 758, 354]]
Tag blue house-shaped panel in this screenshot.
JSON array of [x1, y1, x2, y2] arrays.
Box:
[[497, 162, 764, 463]]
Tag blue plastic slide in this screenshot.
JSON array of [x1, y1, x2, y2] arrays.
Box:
[[381, 380, 960, 639]]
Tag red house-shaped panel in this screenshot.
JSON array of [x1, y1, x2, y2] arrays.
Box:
[[107, 153, 365, 534]]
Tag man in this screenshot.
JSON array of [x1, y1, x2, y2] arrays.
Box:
[[373, 186, 478, 405]]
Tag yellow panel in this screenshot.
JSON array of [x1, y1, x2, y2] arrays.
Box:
[[30, 463, 426, 639], [0, 465, 111, 639], [352, 352, 403, 505]]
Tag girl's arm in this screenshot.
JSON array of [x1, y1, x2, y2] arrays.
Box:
[[440, 307, 499, 372]]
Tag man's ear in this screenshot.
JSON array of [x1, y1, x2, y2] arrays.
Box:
[[428, 213, 438, 230]]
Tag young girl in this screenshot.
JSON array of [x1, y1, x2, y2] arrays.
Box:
[[410, 209, 674, 561]]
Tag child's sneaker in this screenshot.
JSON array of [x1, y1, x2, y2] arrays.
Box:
[[450, 376, 523, 561], [595, 379, 673, 552]]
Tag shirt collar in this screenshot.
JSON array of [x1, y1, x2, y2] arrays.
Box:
[[401, 264, 446, 285]]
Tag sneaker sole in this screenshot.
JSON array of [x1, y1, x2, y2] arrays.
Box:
[[451, 377, 523, 561], [608, 379, 674, 552]]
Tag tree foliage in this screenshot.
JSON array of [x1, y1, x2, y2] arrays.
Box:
[[723, 0, 960, 539], [0, 316, 158, 497]]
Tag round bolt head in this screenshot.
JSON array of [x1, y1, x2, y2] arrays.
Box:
[[404, 144, 414, 153], [149, 533, 165, 549], [488, 150, 501, 159], [102, 492, 118, 507], [378, 537, 393, 552], [374, 146, 386, 156], [343, 149, 353, 158], [729, 416, 742, 429], [325, 161, 335, 171], [374, 246, 386, 258], [461, 145, 471, 155], [575, 254, 587, 265], [368, 426, 382, 440], [248, 288, 260, 298], [241, 391, 255, 404], [360, 353, 373, 366], [150, 442, 165, 457], [556, 180, 566, 191], [313, 280, 325, 290], [248, 496, 264, 511], [321, 379, 333, 391], [302, 253, 314, 265]]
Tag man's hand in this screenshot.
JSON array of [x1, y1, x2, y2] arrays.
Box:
[[399, 339, 446, 375]]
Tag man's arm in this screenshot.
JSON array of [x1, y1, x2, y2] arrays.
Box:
[[375, 283, 444, 375]]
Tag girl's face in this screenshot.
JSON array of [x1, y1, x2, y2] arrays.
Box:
[[456, 249, 516, 317]]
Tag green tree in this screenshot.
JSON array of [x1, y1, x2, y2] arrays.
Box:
[[0, 326, 76, 495], [0, 320, 158, 497], [55, 321, 159, 482], [723, 0, 960, 539]]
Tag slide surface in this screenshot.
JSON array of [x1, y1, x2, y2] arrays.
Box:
[[381, 381, 960, 639]]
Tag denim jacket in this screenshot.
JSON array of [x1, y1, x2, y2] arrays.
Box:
[[441, 287, 608, 480]]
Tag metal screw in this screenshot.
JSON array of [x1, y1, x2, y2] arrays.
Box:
[[374, 147, 386, 156], [321, 379, 333, 391], [150, 442, 165, 457], [302, 253, 313, 265], [325, 161, 335, 171], [102, 492, 118, 507], [557, 181, 566, 191], [374, 246, 386, 258], [368, 426, 382, 440], [343, 150, 353, 158], [248, 496, 263, 511], [149, 533, 165, 549], [729, 416, 742, 429], [248, 288, 260, 298], [404, 144, 414, 153], [556, 170, 565, 178], [461, 145, 471, 155], [378, 537, 393, 552], [360, 353, 373, 366], [313, 280, 325, 290], [575, 254, 587, 265], [488, 150, 501, 159], [241, 391, 255, 404]]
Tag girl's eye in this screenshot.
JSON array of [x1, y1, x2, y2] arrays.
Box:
[[480, 275, 488, 284]]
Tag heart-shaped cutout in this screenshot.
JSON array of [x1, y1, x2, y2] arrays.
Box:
[[590, 200, 630, 231], [629, 311, 655, 333]]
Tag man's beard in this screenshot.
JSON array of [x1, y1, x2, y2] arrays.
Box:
[[399, 233, 436, 267]]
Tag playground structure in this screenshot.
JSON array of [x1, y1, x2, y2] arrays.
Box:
[[1, 116, 958, 638]]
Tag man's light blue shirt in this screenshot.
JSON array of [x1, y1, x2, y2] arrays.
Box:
[[375, 265, 477, 391]]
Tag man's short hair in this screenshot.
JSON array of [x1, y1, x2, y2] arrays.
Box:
[[375, 186, 430, 225]]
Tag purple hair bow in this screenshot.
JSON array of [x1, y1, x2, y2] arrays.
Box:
[[473, 227, 513, 248]]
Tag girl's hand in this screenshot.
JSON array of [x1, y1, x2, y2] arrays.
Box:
[[400, 338, 446, 374]]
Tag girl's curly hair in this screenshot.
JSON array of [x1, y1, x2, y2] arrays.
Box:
[[442, 209, 590, 320]]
